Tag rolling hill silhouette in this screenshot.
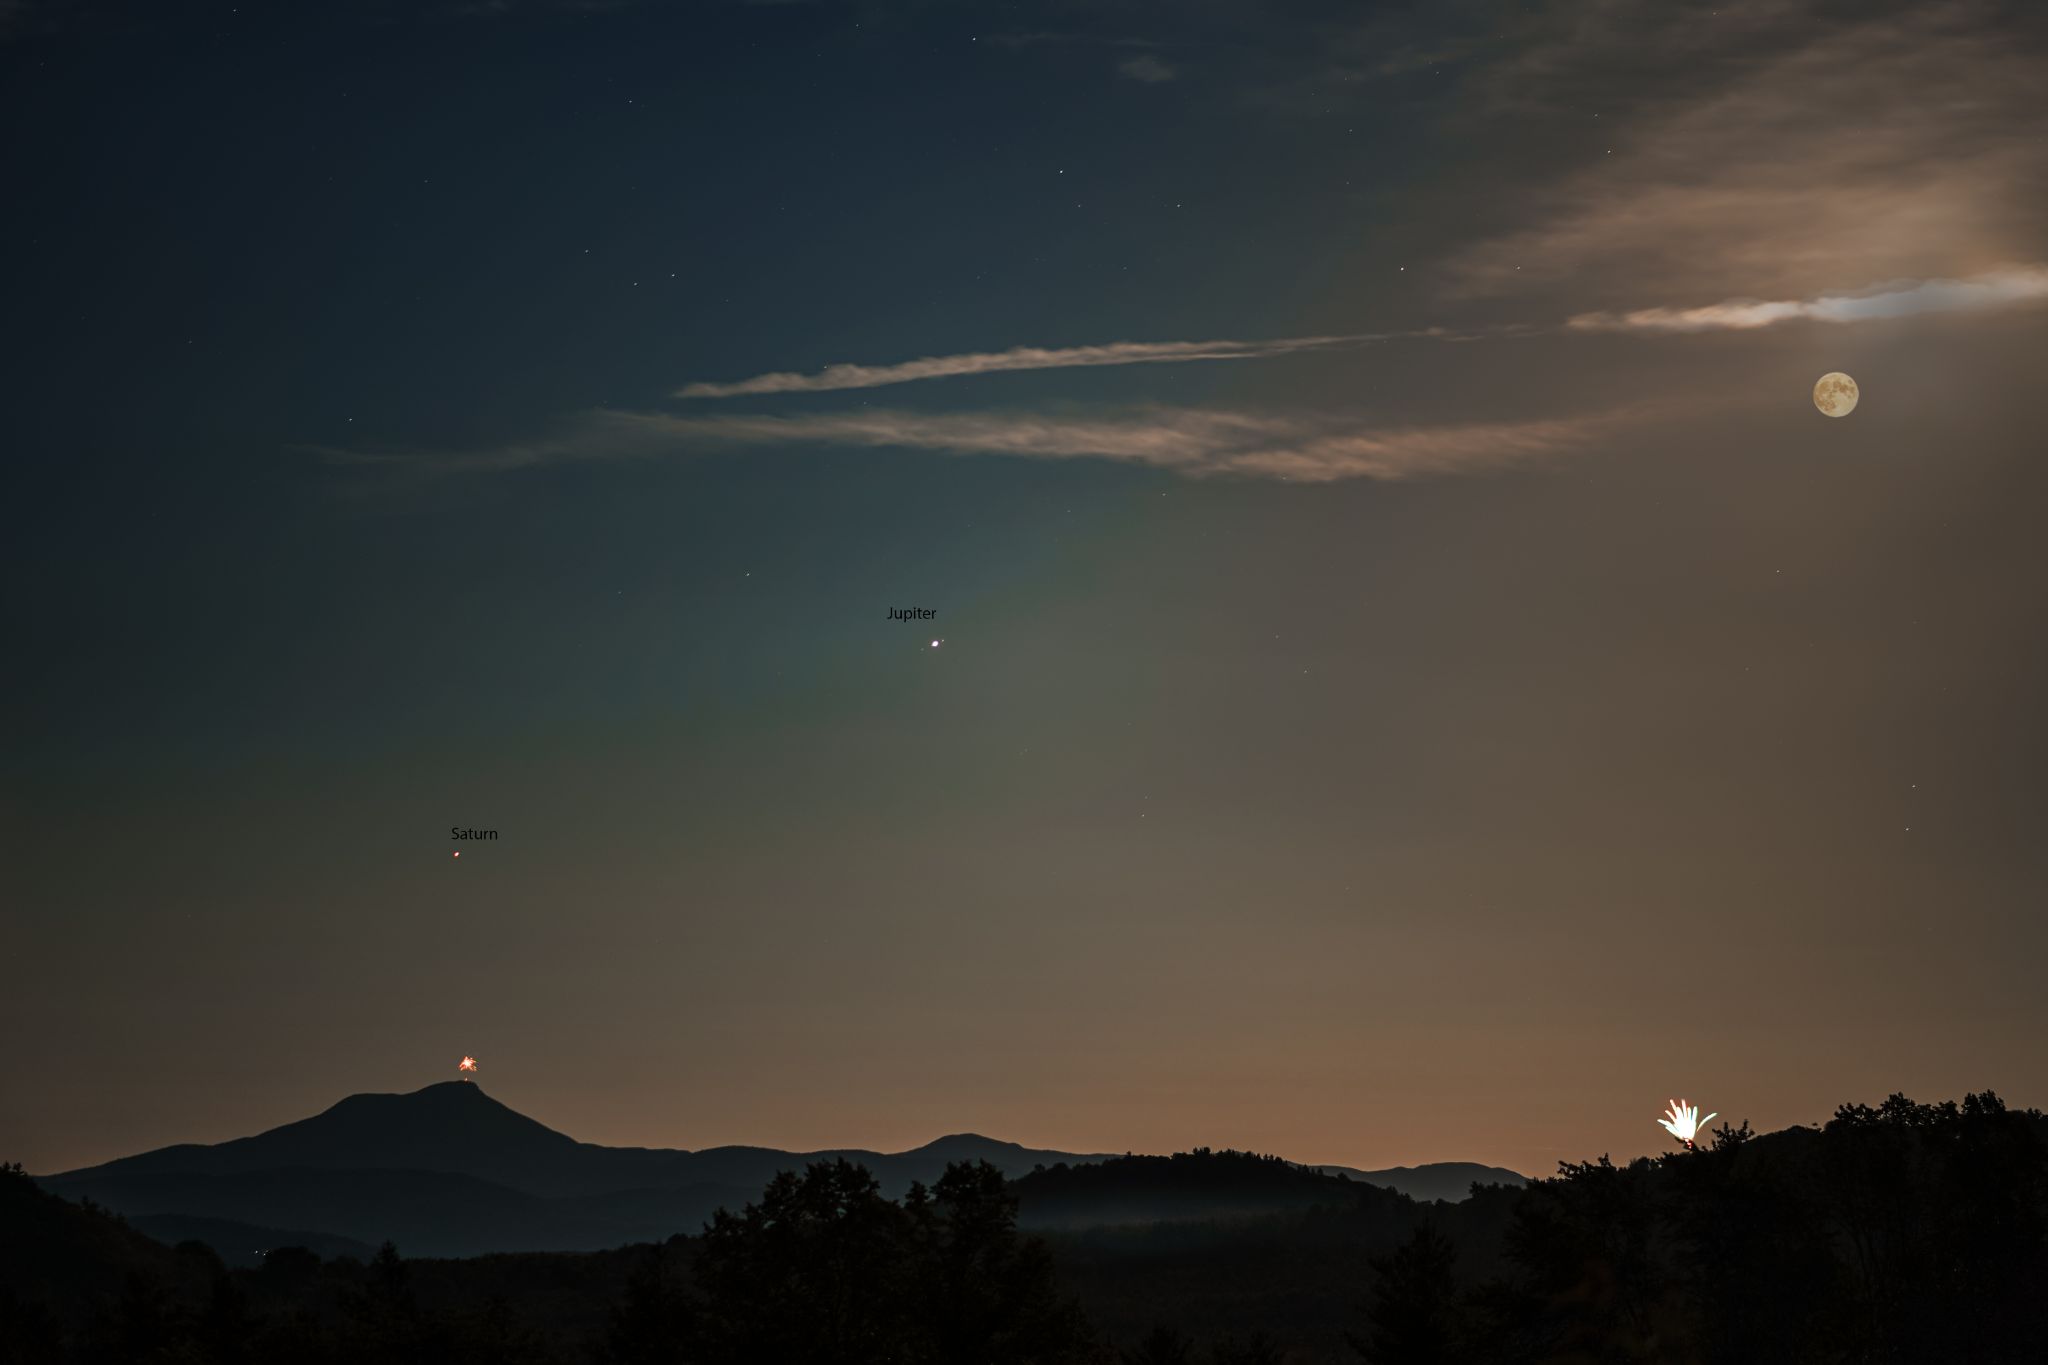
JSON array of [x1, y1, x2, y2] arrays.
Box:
[[123, 1214, 377, 1268], [38, 1083, 1523, 1257], [1015, 1149, 1422, 1230], [1312, 1160, 1520, 1204], [0, 1163, 215, 1320]]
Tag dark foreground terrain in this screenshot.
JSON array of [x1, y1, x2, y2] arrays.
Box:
[[5, 1092, 2044, 1364]]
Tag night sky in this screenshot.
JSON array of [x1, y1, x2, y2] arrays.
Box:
[[6, 0, 2047, 1179]]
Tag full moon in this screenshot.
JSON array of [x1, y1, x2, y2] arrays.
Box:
[[1814, 371, 1859, 417]]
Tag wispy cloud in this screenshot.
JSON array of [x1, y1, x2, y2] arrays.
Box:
[[1118, 54, 1178, 84], [1445, 3, 2048, 306], [328, 402, 1641, 485], [681, 253, 2048, 405], [675, 333, 1438, 400], [1567, 266, 2048, 334]]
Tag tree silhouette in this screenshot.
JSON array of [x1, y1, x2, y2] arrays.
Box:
[[1120, 1324, 1197, 1365], [1349, 1221, 1467, 1365], [193, 1269, 251, 1365], [603, 1241, 700, 1365], [684, 1158, 1091, 1365], [1209, 1330, 1284, 1364], [340, 1241, 426, 1365], [913, 1160, 1092, 1364], [689, 1159, 915, 1363]]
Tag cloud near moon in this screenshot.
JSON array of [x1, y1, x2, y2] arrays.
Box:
[[1568, 267, 2048, 334], [672, 267, 2048, 409]]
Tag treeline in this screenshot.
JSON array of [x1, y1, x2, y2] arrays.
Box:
[[3, 1158, 1095, 1365], [5, 1092, 2046, 1363], [1355, 1092, 2047, 1364]]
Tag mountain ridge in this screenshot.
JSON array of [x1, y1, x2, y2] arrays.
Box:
[[44, 1081, 1523, 1190], [38, 1082, 1527, 1257]]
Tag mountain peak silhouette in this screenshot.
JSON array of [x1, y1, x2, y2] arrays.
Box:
[[901, 1133, 1046, 1161], [322, 1080, 536, 1124], [276, 1080, 581, 1155], [49, 1081, 607, 1199]]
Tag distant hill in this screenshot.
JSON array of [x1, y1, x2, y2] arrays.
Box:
[[1016, 1149, 1415, 1229], [38, 1083, 1523, 1258], [1314, 1160, 1525, 1202], [0, 1162, 219, 1354], [125, 1214, 377, 1268], [45, 1165, 643, 1258]]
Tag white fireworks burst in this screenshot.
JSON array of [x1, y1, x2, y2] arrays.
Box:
[[1657, 1098, 1717, 1148]]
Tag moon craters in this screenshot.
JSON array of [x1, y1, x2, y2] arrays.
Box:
[[1814, 372, 1859, 417]]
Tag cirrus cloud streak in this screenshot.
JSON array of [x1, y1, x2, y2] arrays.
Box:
[[675, 332, 1451, 399], [325, 402, 1646, 485], [1567, 265, 2048, 334]]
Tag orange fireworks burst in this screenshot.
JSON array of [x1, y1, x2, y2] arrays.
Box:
[[458, 1055, 478, 1077]]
